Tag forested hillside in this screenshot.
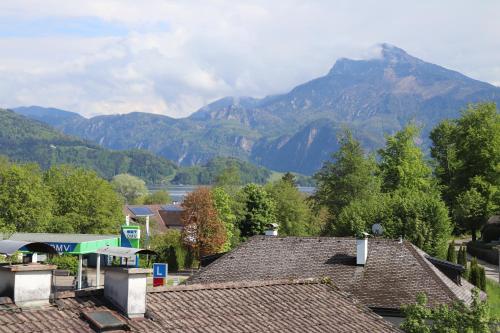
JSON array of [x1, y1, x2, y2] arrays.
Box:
[[0, 108, 177, 184]]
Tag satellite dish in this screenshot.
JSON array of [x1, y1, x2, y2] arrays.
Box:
[[372, 223, 384, 236]]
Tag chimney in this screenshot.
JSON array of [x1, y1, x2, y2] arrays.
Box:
[[356, 233, 369, 266], [264, 223, 279, 236], [0, 263, 56, 307], [104, 267, 152, 318]]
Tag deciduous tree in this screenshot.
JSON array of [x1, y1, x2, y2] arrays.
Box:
[[111, 173, 148, 204], [237, 184, 277, 238], [181, 187, 226, 258]]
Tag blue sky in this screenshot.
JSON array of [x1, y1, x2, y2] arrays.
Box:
[[0, 0, 499, 118]]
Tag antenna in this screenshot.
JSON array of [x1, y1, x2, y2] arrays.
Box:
[[371, 223, 384, 236]]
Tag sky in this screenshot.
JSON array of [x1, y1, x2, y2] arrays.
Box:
[[0, 1, 499, 118]]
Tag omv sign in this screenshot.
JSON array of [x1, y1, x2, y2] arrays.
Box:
[[47, 242, 77, 253]]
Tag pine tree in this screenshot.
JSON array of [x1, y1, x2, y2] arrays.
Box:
[[446, 241, 457, 263]]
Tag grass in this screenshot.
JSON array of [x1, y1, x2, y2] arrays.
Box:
[[486, 279, 500, 320]]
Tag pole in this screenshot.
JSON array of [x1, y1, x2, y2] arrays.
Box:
[[77, 254, 83, 290], [96, 254, 101, 288]]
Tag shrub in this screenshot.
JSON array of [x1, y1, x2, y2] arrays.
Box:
[[447, 241, 457, 263], [48, 254, 78, 275]]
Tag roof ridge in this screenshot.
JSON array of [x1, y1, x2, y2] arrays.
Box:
[[405, 242, 458, 302], [149, 278, 325, 293]]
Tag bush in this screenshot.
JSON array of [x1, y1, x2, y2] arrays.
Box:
[[166, 246, 179, 272], [48, 254, 78, 275], [447, 241, 457, 263], [468, 257, 487, 291]]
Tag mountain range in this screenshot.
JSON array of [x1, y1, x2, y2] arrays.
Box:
[[12, 44, 500, 175], [0, 108, 178, 183]]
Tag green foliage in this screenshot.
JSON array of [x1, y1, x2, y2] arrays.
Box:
[[446, 241, 457, 263], [379, 125, 434, 193], [281, 172, 297, 187], [468, 257, 487, 291], [431, 103, 500, 238], [142, 190, 171, 205], [172, 157, 271, 185], [47, 254, 78, 275], [0, 163, 53, 232], [44, 165, 123, 234], [111, 173, 148, 204], [212, 187, 237, 251], [150, 230, 186, 271], [400, 293, 431, 333], [486, 279, 500, 320], [401, 289, 490, 333], [237, 184, 277, 237], [0, 109, 178, 184], [457, 246, 467, 276], [313, 130, 380, 225], [266, 180, 314, 236]]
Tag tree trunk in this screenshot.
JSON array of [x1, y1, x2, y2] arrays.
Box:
[[471, 228, 476, 242]]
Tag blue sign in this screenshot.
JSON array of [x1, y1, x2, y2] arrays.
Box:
[[153, 263, 168, 278]]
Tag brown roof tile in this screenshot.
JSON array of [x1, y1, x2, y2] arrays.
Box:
[[188, 236, 481, 310], [0, 280, 401, 332]]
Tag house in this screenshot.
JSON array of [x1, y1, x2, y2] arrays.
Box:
[[123, 204, 184, 233], [158, 204, 184, 230], [0, 263, 402, 332], [482, 215, 500, 242], [187, 236, 484, 324]]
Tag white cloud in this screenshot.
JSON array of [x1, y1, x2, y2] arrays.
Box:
[[0, 0, 499, 118]]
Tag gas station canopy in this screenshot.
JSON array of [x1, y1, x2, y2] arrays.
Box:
[[96, 246, 156, 258], [0, 233, 120, 254], [0, 240, 58, 256]]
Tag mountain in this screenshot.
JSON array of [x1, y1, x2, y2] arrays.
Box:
[[13, 106, 84, 127], [12, 44, 500, 174], [0, 108, 178, 184]]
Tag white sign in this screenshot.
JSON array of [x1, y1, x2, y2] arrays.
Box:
[[124, 229, 141, 239]]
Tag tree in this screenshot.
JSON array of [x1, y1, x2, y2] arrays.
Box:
[[401, 289, 490, 333], [313, 130, 380, 226], [377, 126, 451, 257], [468, 257, 487, 291], [150, 229, 185, 270], [378, 125, 434, 193], [266, 179, 312, 236], [237, 184, 277, 238], [212, 187, 238, 251], [142, 190, 171, 205], [111, 173, 148, 204], [446, 241, 457, 263], [44, 165, 123, 234], [454, 187, 488, 241], [215, 165, 242, 196], [0, 163, 53, 232], [281, 172, 297, 187], [431, 103, 500, 236], [181, 187, 226, 258]]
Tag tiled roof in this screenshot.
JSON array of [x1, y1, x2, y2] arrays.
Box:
[[0, 280, 401, 332], [188, 236, 483, 310]]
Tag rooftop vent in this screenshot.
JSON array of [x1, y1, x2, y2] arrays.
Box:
[[81, 310, 128, 332], [265, 223, 279, 236]]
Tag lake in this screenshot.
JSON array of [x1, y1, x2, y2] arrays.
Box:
[[149, 185, 315, 202]]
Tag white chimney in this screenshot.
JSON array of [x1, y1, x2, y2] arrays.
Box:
[[264, 223, 279, 236], [0, 263, 56, 307], [356, 233, 369, 266], [104, 267, 152, 318]]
